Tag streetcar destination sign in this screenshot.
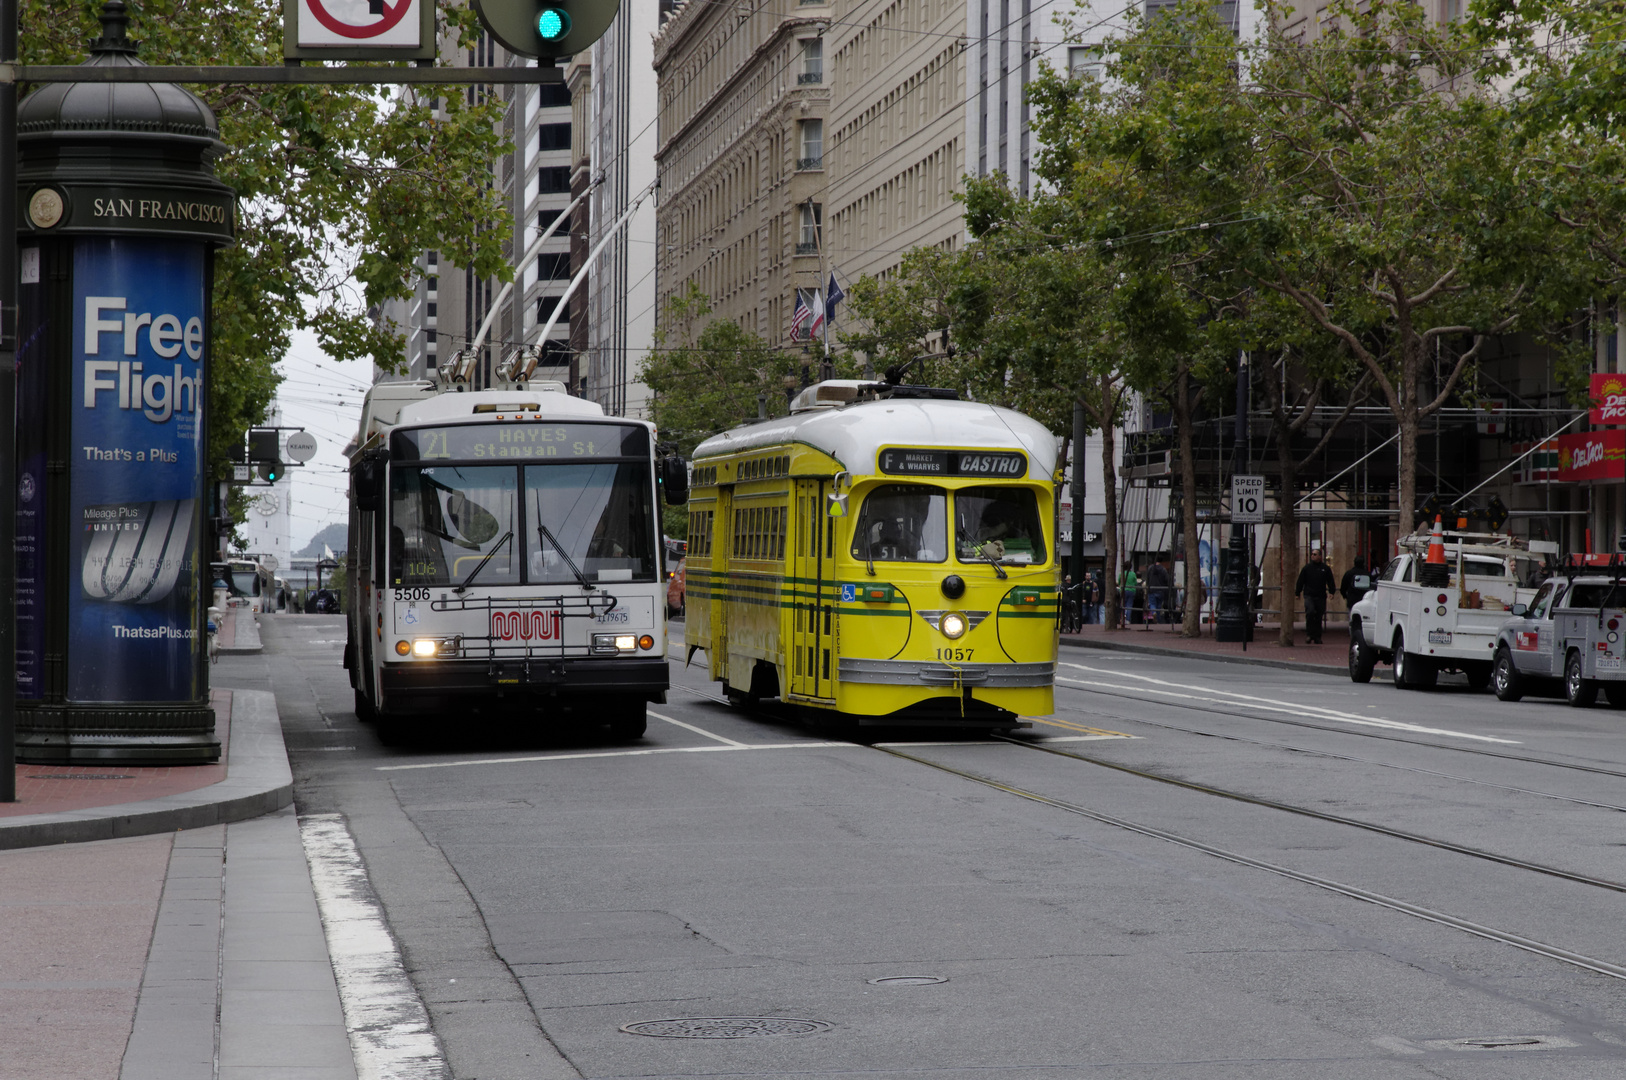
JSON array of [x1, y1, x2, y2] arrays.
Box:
[[878, 449, 1026, 478]]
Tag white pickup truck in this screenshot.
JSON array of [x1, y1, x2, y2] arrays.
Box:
[[1348, 531, 1548, 689]]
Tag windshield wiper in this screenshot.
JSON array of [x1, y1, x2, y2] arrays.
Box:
[[970, 540, 1009, 580], [454, 531, 513, 593], [536, 522, 595, 591]]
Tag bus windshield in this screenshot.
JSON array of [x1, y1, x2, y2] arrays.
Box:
[[525, 463, 657, 584], [228, 567, 262, 596], [955, 486, 1046, 565], [391, 465, 519, 587]]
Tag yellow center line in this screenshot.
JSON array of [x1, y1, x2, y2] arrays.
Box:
[[1028, 716, 1135, 738]]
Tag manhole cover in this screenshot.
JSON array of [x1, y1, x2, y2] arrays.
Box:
[[27, 774, 134, 780], [867, 976, 948, 986], [1423, 1035, 1577, 1052], [621, 1017, 831, 1039]]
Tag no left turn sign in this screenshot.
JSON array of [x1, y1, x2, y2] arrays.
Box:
[[297, 0, 424, 47]]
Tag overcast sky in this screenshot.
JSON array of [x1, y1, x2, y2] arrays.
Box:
[[275, 327, 369, 551]]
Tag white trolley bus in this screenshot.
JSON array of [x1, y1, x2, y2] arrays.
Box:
[[343, 368, 687, 738]]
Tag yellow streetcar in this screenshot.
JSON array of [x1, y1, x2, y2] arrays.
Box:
[[685, 380, 1059, 730]]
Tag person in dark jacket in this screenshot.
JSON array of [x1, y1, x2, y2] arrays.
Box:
[[1340, 555, 1372, 611], [1146, 556, 1173, 624], [1295, 547, 1338, 644]]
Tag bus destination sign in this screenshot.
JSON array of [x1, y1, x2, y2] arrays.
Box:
[[878, 448, 1026, 478], [394, 423, 648, 461]]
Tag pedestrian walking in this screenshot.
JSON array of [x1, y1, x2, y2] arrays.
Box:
[[1295, 547, 1338, 644], [1086, 570, 1103, 625], [1340, 555, 1372, 611], [1119, 561, 1137, 628], [1060, 574, 1082, 633], [1146, 556, 1173, 625]]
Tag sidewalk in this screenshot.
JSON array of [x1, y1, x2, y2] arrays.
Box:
[[1062, 620, 1350, 676], [0, 626, 359, 1080]]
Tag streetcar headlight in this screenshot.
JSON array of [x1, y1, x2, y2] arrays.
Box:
[[940, 612, 967, 639], [412, 639, 438, 657]]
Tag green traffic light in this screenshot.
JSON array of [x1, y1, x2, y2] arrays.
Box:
[[537, 7, 569, 38]]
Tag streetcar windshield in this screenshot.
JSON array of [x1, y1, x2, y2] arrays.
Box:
[[955, 487, 1046, 565], [524, 463, 657, 584], [851, 484, 947, 563], [390, 466, 519, 587]]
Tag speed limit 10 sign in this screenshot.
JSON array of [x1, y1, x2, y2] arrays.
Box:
[[1232, 475, 1265, 524]]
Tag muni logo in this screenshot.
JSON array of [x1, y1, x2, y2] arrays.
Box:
[[491, 610, 562, 641]]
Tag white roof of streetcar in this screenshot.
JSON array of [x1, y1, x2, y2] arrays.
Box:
[[692, 380, 1058, 478]]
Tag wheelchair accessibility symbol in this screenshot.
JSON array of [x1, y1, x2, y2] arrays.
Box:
[[403, 607, 419, 625], [840, 583, 856, 602]]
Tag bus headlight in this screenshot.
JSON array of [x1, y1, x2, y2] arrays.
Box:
[[592, 633, 639, 654], [412, 639, 438, 657], [940, 612, 968, 639]]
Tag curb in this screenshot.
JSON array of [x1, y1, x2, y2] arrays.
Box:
[[1060, 634, 1349, 678], [0, 689, 293, 850], [218, 609, 264, 655]]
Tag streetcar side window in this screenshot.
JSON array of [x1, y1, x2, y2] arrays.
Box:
[[391, 466, 519, 587], [955, 487, 1047, 566], [851, 485, 947, 563], [524, 463, 657, 584]]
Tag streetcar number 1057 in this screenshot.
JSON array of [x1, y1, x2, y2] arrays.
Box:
[[935, 648, 974, 661]]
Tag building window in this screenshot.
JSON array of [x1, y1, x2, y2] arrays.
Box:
[[797, 203, 821, 254], [538, 166, 571, 194], [798, 39, 823, 84], [426, 302, 437, 318], [426, 275, 437, 293], [426, 330, 437, 343], [1069, 46, 1104, 80], [537, 252, 572, 280], [537, 83, 571, 107], [536, 294, 567, 323], [797, 119, 823, 170], [536, 122, 571, 151], [539, 208, 566, 234]]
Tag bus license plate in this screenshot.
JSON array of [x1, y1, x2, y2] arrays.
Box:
[[1427, 630, 1452, 645]]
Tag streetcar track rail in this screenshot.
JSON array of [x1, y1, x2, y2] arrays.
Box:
[[1036, 709, 1626, 815], [1058, 679, 1626, 782], [869, 743, 1626, 985], [671, 677, 1626, 983]]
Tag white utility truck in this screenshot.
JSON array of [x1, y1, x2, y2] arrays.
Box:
[[1348, 528, 1550, 689]]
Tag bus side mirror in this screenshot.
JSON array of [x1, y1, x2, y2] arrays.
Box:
[[354, 457, 384, 513], [661, 455, 689, 506]]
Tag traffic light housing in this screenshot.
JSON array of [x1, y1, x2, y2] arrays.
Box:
[[258, 460, 282, 483], [473, 0, 619, 60], [248, 429, 282, 484]]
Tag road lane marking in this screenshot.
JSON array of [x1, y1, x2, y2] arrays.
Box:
[[1057, 663, 1520, 744], [300, 814, 450, 1080], [649, 710, 747, 747], [375, 741, 854, 771], [1031, 717, 1137, 738]]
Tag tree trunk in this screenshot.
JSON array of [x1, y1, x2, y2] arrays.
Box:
[[1398, 403, 1420, 541], [1277, 428, 1298, 647], [1175, 366, 1202, 637], [1099, 390, 1122, 631]]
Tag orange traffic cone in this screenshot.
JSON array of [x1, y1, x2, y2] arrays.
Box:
[[1426, 516, 1447, 566]]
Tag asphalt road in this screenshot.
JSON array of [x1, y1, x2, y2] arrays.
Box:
[[220, 615, 1626, 1079]]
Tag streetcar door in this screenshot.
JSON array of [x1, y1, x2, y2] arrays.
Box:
[[790, 479, 832, 699], [711, 484, 733, 686]]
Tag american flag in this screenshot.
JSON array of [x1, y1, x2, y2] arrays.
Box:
[[791, 291, 811, 339]]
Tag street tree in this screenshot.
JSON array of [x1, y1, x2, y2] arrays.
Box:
[[20, 0, 513, 479], [1240, 0, 1597, 534]]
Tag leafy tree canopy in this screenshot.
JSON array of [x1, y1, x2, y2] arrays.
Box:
[[20, 0, 514, 481]]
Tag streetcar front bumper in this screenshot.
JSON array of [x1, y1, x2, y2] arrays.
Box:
[[378, 655, 668, 714]]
